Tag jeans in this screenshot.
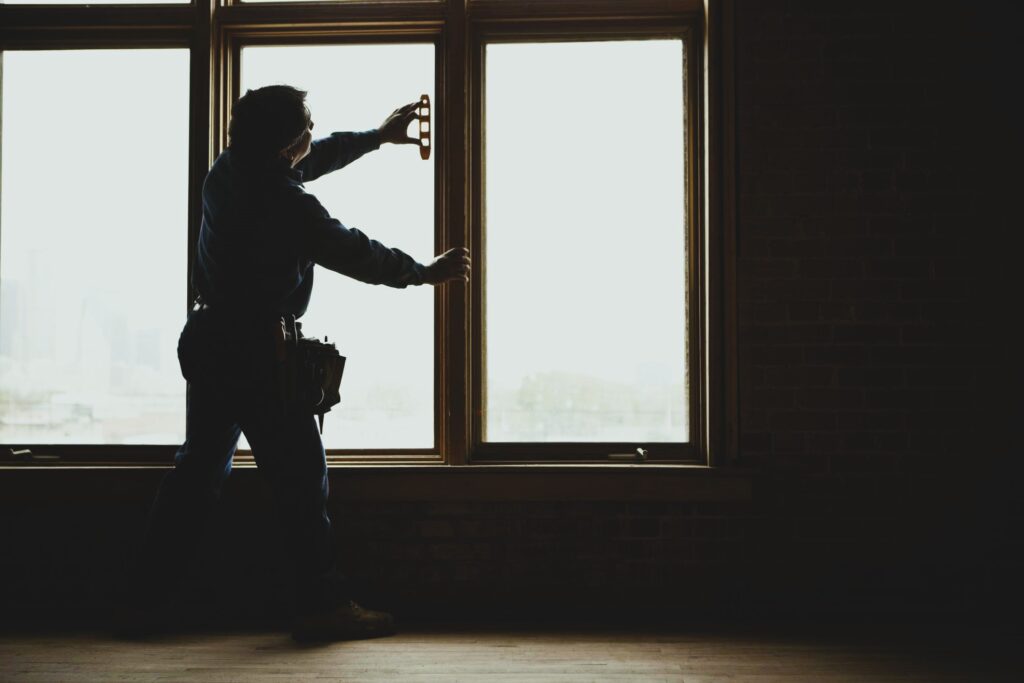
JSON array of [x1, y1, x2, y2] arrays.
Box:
[[136, 307, 346, 616]]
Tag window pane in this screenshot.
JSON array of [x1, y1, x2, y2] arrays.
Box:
[[0, 49, 190, 444], [241, 44, 435, 450], [484, 40, 689, 443]]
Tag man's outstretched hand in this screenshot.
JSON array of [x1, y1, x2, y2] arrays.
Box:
[[424, 247, 471, 285], [378, 101, 423, 146]]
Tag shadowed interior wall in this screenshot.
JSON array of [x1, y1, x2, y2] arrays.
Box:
[[728, 0, 1017, 617], [0, 0, 1017, 624]]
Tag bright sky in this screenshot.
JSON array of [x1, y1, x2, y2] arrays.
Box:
[[485, 40, 689, 441], [0, 49, 190, 444]]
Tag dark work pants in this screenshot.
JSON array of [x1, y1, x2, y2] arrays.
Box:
[[136, 308, 346, 616]]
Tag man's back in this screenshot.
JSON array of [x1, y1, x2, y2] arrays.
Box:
[[193, 131, 426, 322], [194, 149, 313, 320]]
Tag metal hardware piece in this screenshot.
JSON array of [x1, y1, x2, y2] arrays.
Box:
[[418, 93, 431, 160]]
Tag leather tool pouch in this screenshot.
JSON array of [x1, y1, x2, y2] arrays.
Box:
[[273, 314, 347, 434]]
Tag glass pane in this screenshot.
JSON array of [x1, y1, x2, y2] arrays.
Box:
[[0, 49, 190, 444], [484, 40, 689, 443], [241, 44, 435, 450]]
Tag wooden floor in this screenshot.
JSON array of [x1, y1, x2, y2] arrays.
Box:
[[0, 624, 1021, 682]]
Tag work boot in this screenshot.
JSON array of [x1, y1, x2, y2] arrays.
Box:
[[291, 600, 396, 642]]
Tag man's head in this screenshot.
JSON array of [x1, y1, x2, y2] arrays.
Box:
[[228, 85, 313, 165]]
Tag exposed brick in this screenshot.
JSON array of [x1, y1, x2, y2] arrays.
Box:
[[900, 325, 976, 345], [774, 433, 806, 453], [417, 520, 455, 538], [837, 366, 904, 388], [796, 388, 865, 410], [905, 367, 974, 388], [835, 411, 905, 431], [832, 324, 901, 344], [771, 411, 838, 431], [823, 237, 891, 258], [866, 258, 932, 279], [830, 279, 900, 301], [741, 432, 772, 453], [765, 366, 836, 387], [852, 301, 919, 323], [868, 215, 931, 235], [627, 519, 661, 539]]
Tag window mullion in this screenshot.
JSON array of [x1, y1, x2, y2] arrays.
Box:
[[442, 0, 470, 466], [188, 0, 215, 313]]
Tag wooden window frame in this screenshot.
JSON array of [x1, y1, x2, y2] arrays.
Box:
[[222, 29, 448, 466], [0, 2, 206, 467], [0, 0, 737, 470], [468, 19, 703, 465]]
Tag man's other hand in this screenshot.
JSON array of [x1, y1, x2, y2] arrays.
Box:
[[378, 101, 422, 146], [424, 247, 471, 285]]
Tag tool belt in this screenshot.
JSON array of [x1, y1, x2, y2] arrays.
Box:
[[272, 314, 347, 434]]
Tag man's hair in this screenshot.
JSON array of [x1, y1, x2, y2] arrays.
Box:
[[228, 85, 310, 161]]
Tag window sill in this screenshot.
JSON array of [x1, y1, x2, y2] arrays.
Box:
[[0, 461, 752, 502]]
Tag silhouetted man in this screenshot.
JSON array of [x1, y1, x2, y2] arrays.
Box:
[[130, 85, 469, 641]]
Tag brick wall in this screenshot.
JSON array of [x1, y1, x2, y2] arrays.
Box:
[[331, 500, 752, 618], [731, 0, 1018, 616]]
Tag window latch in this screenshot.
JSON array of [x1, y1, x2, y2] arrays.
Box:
[[9, 448, 60, 463], [608, 448, 648, 462]]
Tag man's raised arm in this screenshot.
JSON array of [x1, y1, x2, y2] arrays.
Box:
[[294, 101, 423, 182], [294, 131, 381, 182]]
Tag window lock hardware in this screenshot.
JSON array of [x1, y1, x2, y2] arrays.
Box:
[[417, 93, 431, 161], [9, 448, 61, 462], [608, 448, 648, 462]]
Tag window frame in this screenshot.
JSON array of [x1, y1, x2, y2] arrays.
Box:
[[468, 19, 704, 464], [0, 6, 205, 466], [0, 0, 736, 469], [223, 28, 447, 465]]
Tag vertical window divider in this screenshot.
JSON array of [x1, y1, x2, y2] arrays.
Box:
[[466, 10, 485, 465], [700, 0, 738, 467], [189, 0, 216, 314], [443, 0, 470, 466]]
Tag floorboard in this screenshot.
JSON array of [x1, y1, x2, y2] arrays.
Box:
[[0, 624, 1020, 682]]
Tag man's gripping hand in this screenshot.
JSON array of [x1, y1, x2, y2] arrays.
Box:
[[423, 247, 471, 285], [378, 101, 423, 146]]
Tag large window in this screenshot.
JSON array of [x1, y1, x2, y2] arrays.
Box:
[[0, 49, 190, 446], [0, 0, 719, 466], [483, 40, 689, 445]]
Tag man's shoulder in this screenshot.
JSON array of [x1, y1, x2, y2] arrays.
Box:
[[207, 151, 303, 192]]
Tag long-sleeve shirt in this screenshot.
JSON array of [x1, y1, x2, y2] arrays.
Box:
[[192, 130, 426, 322]]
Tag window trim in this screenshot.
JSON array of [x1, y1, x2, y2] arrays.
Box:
[[0, 0, 737, 470]]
